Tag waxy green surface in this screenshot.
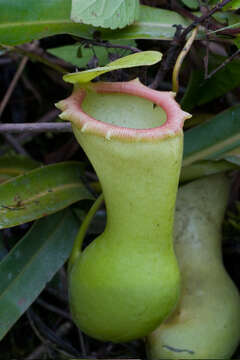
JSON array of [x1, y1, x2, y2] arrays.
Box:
[[147, 174, 240, 359], [62, 86, 184, 342]]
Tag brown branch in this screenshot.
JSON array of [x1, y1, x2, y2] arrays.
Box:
[[75, 37, 141, 53], [27, 309, 80, 357], [205, 48, 240, 80], [36, 298, 72, 321], [0, 56, 28, 118], [0, 110, 61, 156], [0, 122, 72, 133], [26, 322, 72, 360], [3, 133, 28, 155], [0, 55, 29, 155]]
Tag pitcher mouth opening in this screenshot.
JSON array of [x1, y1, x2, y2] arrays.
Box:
[[56, 78, 191, 142]]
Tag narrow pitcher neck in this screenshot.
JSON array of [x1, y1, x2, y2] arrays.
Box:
[[74, 127, 183, 246]]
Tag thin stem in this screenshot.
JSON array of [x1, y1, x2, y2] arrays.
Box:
[[68, 193, 104, 272], [75, 37, 141, 53], [0, 122, 72, 133], [0, 110, 60, 156], [0, 53, 30, 155], [172, 27, 198, 94], [205, 48, 240, 80], [3, 133, 28, 155], [36, 298, 72, 321], [26, 322, 72, 360], [0, 56, 28, 118]]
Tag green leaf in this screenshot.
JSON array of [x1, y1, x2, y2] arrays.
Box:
[[213, 10, 240, 26], [181, 56, 240, 111], [0, 233, 7, 261], [223, 0, 240, 10], [180, 160, 237, 183], [181, 0, 199, 9], [0, 0, 94, 46], [99, 5, 191, 41], [0, 209, 79, 340], [71, 0, 140, 30], [0, 155, 40, 183], [183, 105, 240, 166], [0, 162, 93, 229], [63, 50, 162, 83], [48, 40, 137, 68], [0, 3, 190, 45], [234, 37, 240, 48]]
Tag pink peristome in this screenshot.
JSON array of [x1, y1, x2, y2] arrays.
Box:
[[56, 78, 191, 142]]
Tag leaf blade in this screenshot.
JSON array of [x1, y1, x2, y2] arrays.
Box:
[[0, 209, 79, 340], [63, 50, 162, 83], [71, 0, 140, 30], [183, 105, 240, 166], [0, 155, 40, 183], [0, 162, 93, 229], [0, 3, 190, 45], [99, 5, 191, 41], [0, 0, 95, 45]]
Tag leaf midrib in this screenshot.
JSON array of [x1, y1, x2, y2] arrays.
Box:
[[0, 182, 89, 211]]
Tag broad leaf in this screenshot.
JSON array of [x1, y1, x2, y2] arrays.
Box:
[[0, 0, 93, 46], [0, 3, 190, 45], [99, 5, 190, 41], [71, 0, 140, 30], [0, 162, 93, 229], [63, 50, 162, 83], [0, 155, 40, 183], [183, 105, 240, 166], [0, 209, 79, 340]]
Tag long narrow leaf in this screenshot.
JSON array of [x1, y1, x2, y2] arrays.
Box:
[[0, 209, 79, 340], [0, 162, 93, 229], [183, 105, 240, 166]]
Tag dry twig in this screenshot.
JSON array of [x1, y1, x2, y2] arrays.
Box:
[[0, 56, 29, 155], [0, 122, 72, 133], [205, 48, 240, 80]]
